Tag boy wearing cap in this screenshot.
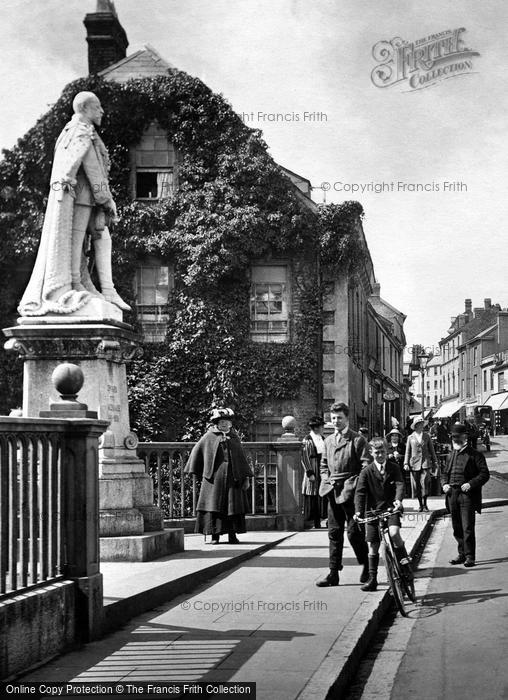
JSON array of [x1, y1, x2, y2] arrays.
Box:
[[441, 422, 490, 567], [185, 408, 252, 544], [354, 437, 410, 591]]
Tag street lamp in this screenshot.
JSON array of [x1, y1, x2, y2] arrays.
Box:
[[418, 352, 430, 419]]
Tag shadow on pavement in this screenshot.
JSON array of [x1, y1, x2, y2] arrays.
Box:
[[490, 471, 508, 481], [406, 605, 440, 619], [59, 621, 314, 684], [420, 587, 507, 609], [415, 566, 469, 578], [271, 544, 330, 549], [475, 556, 508, 565], [248, 555, 362, 568]]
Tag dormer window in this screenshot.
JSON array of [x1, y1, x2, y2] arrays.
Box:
[[132, 122, 177, 201]]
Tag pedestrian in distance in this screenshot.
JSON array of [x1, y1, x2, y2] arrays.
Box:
[[316, 402, 369, 587], [184, 408, 252, 544], [301, 415, 327, 529], [435, 419, 450, 446], [354, 437, 410, 591], [441, 422, 490, 567], [359, 426, 370, 440], [386, 428, 405, 468], [404, 417, 438, 512], [466, 417, 479, 450]]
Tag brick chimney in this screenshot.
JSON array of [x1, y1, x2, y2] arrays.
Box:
[[484, 298, 492, 309], [84, 0, 128, 75]]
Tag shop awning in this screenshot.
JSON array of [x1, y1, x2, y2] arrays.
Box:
[[409, 409, 433, 419], [486, 392, 508, 411], [433, 399, 465, 418]]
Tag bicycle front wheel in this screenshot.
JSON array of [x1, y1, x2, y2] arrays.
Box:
[[401, 565, 416, 603], [383, 533, 407, 617]]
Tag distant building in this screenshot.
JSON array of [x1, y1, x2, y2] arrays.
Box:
[[435, 298, 506, 426], [456, 302, 508, 434], [425, 355, 443, 410]]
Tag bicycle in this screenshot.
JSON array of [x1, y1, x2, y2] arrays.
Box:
[[356, 509, 416, 617]]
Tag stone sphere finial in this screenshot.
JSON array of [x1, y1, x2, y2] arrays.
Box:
[[281, 415, 296, 434], [52, 362, 84, 401]]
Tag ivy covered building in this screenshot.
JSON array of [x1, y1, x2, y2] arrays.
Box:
[[0, 0, 407, 440]]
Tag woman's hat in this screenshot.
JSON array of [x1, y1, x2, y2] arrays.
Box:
[[387, 428, 402, 437], [411, 417, 425, 429], [210, 407, 235, 423], [308, 414, 325, 427]]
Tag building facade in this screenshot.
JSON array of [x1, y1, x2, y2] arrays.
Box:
[[89, 2, 409, 436], [457, 304, 508, 433], [2, 1, 407, 439], [435, 298, 506, 426]]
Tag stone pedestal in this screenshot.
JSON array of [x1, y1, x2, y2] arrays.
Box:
[[3, 317, 180, 560]]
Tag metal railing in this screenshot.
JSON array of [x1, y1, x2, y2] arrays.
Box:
[[137, 441, 280, 518], [0, 420, 65, 596]]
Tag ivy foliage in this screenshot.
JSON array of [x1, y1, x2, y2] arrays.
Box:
[[318, 200, 365, 276], [0, 70, 363, 435]]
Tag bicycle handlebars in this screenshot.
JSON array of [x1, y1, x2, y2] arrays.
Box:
[[355, 507, 403, 524]]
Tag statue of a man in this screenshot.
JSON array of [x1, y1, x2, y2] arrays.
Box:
[[18, 91, 130, 316]]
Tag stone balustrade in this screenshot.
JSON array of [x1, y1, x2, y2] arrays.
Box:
[[137, 416, 304, 527]]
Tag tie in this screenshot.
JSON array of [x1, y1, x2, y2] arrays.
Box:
[[450, 450, 458, 467], [379, 464, 385, 477]]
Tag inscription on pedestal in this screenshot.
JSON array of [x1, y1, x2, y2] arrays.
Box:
[[106, 383, 121, 423]]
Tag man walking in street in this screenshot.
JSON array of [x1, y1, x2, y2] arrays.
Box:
[[316, 402, 369, 587], [441, 422, 490, 567]]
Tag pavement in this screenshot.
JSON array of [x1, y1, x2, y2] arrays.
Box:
[[14, 498, 453, 698], [16, 441, 508, 699], [100, 530, 295, 633]]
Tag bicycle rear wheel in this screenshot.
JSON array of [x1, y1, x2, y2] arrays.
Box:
[[383, 533, 407, 617]]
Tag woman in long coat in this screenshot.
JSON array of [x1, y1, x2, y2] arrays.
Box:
[[185, 408, 252, 544], [301, 415, 326, 528]]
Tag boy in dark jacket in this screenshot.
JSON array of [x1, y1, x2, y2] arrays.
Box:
[[354, 437, 410, 591]]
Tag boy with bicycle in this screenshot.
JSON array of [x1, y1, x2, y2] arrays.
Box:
[[354, 437, 411, 591]]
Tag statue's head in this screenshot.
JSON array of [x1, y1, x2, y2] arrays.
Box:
[[73, 91, 104, 127]]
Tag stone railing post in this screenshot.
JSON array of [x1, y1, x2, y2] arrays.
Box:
[[40, 363, 109, 641], [274, 416, 304, 531]]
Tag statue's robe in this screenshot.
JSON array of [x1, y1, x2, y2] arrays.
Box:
[[18, 114, 113, 316]]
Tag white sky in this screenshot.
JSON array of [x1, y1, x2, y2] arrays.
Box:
[[1, 0, 506, 353]]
